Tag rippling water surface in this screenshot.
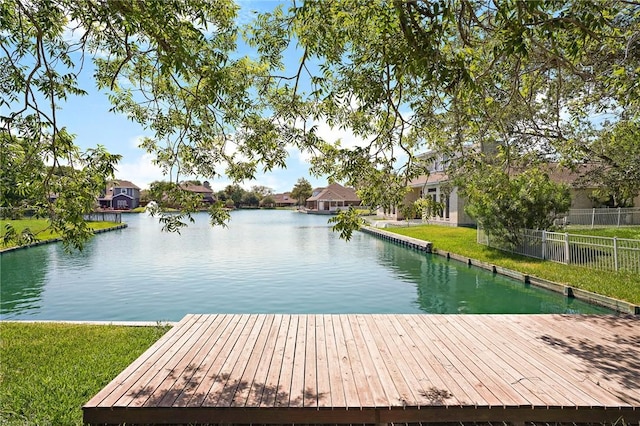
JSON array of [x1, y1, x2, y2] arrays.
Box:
[[0, 210, 613, 320]]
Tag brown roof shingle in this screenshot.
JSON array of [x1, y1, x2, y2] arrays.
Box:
[[108, 179, 140, 189], [306, 183, 360, 202], [180, 183, 214, 194]]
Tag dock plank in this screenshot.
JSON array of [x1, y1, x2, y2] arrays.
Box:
[[85, 314, 199, 408], [454, 315, 565, 407], [330, 314, 361, 408], [288, 315, 307, 407], [274, 314, 298, 407], [410, 315, 493, 405], [503, 315, 637, 407], [183, 314, 251, 407], [432, 315, 533, 407], [115, 314, 209, 408], [84, 314, 640, 425], [204, 314, 263, 407], [245, 314, 283, 407], [391, 314, 471, 406], [314, 315, 333, 408], [258, 314, 290, 407], [361, 314, 417, 406], [156, 314, 232, 407], [303, 314, 318, 407], [228, 314, 275, 407], [145, 314, 222, 407], [322, 314, 347, 408], [344, 314, 390, 407]]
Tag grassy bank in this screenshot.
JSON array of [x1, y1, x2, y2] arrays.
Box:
[[567, 226, 640, 240], [0, 322, 169, 425], [386, 225, 640, 305], [0, 219, 121, 249]]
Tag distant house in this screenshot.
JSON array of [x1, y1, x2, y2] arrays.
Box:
[[379, 149, 638, 226], [272, 192, 298, 208], [180, 181, 216, 204], [98, 180, 141, 210], [378, 150, 475, 226], [305, 183, 361, 213]]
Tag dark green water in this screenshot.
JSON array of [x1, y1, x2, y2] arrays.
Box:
[[0, 210, 614, 321]]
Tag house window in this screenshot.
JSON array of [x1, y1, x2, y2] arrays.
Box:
[[117, 200, 128, 209]]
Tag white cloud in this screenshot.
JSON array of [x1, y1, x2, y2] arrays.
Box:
[[115, 153, 166, 189]]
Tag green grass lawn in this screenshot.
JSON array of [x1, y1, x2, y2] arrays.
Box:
[[386, 224, 640, 305], [566, 226, 640, 240], [0, 219, 121, 249], [0, 322, 169, 425]]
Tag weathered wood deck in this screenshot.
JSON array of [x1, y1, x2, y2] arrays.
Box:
[[84, 314, 640, 425]]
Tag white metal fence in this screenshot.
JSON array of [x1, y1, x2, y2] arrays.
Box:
[[478, 228, 640, 274], [83, 212, 122, 223], [557, 207, 640, 228]]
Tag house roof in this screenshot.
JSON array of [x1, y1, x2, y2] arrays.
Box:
[[108, 179, 140, 189], [407, 164, 599, 189], [306, 183, 360, 202], [180, 183, 214, 194], [409, 171, 449, 187], [273, 193, 297, 204], [544, 163, 598, 187]]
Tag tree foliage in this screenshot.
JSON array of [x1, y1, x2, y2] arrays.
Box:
[[581, 121, 640, 207], [248, 0, 640, 235], [2, 0, 263, 247], [260, 194, 276, 208], [290, 178, 312, 205], [3, 0, 640, 246], [462, 165, 571, 246]]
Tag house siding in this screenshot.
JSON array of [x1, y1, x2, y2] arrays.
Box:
[[111, 194, 139, 210]]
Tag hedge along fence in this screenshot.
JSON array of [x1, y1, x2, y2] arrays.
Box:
[[477, 228, 640, 274]]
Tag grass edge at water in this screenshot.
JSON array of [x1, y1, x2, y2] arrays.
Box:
[[385, 224, 640, 306], [0, 219, 122, 249]]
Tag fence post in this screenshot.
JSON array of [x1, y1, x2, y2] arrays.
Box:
[[564, 233, 570, 264], [613, 237, 618, 271], [591, 208, 595, 229], [541, 230, 547, 260], [617, 207, 621, 227]]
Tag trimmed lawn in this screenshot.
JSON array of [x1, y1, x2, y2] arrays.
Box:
[[567, 226, 640, 240], [0, 322, 169, 425], [386, 225, 640, 305], [0, 219, 121, 249]]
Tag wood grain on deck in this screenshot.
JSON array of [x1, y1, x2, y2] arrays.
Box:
[[84, 314, 640, 424]]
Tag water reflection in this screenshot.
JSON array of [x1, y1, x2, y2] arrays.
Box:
[[0, 211, 614, 320], [1, 246, 48, 316], [373, 240, 612, 314]]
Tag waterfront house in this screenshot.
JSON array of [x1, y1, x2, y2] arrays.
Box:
[[180, 181, 216, 204], [98, 180, 141, 210], [378, 149, 631, 225], [377, 150, 475, 226], [305, 183, 361, 213], [272, 192, 298, 208]]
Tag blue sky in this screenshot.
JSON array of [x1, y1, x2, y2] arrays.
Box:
[[53, 0, 359, 193]]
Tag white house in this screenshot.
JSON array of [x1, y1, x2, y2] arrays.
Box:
[[377, 146, 632, 226], [377, 150, 475, 226]]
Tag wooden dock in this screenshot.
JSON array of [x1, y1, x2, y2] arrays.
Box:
[[84, 314, 640, 424]]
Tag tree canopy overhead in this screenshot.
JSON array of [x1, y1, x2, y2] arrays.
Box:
[[2, 0, 639, 246]]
